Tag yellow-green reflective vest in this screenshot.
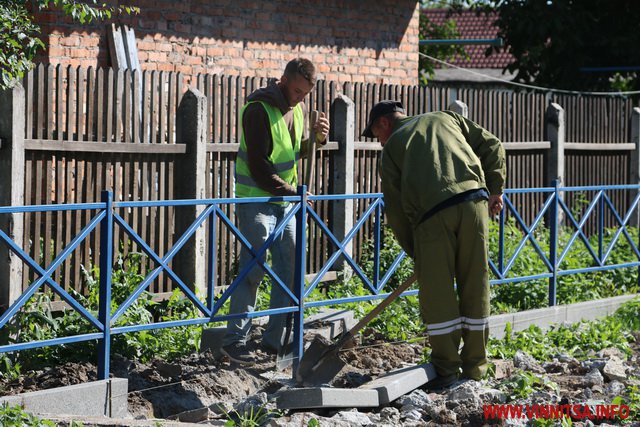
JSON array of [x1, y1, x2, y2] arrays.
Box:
[[235, 101, 303, 200]]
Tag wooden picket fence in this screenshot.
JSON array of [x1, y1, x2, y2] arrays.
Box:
[[13, 64, 640, 296]]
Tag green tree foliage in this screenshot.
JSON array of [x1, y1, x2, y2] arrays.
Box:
[[479, 0, 640, 91], [419, 2, 468, 85], [418, 12, 467, 85], [0, 0, 138, 89]]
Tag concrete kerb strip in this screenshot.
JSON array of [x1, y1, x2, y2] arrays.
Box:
[[0, 378, 128, 418], [359, 363, 437, 404], [41, 414, 220, 427], [488, 293, 639, 339], [276, 387, 379, 409], [200, 307, 358, 357]]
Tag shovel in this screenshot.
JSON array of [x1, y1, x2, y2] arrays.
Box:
[[275, 110, 320, 371], [295, 272, 418, 386]]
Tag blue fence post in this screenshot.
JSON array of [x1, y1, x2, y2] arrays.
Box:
[[207, 205, 217, 310], [598, 191, 604, 262], [292, 185, 307, 375], [549, 180, 559, 306], [98, 191, 113, 380], [373, 201, 382, 289], [498, 206, 505, 274]]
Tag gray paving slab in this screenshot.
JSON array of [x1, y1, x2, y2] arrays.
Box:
[[303, 308, 357, 340], [201, 308, 357, 355], [0, 378, 128, 418], [42, 414, 226, 426], [565, 294, 637, 323], [359, 363, 437, 404], [512, 305, 567, 331], [276, 387, 379, 409], [490, 293, 639, 338], [488, 313, 515, 339]]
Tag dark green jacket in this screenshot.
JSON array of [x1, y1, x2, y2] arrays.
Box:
[[380, 110, 506, 256]]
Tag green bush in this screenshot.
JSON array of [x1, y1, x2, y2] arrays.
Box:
[[489, 218, 640, 313], [0, 402, 56, 427], [0, 252, 203, 372]]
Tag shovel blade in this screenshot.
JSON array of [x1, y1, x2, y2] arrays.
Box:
[[295, 334, 346, 386], [275, 341, 295, 371]]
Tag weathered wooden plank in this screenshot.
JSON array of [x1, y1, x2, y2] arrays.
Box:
[[25, 68, 34, 140], [123, 69, 132, 144], [86, 67, 97, 141], [53, 153, 63, 287], [43, 153, 53, 275], [63, 157, 73, 287], [35, 64, 45, 140], [66, 65, 75, 141], [83, 153, 94, 291], [148, 158, 157, 289], [124, 64, 134, 226], [24, 139, 187, 153], [564, 142, 636, 151], [72, 156, 83, 288], [133, 70, 141, 143], [47, 65, 55, 140], [114, 69, 124, 143], [33, 152, 43, 277], [212, 74, 220, 144], [221, 76, 228, 144], [151, 71, 158, 144], [168, 71, 177, 145], [107, 23, 127, 70], [56, 64, 64, 141], [23, 154, 34, 289], [105, 68, 114, 142], [77, 67, 86, 141], [157, 155, 166, 289], [159, 71, 166, 145], [123, 24, 141, 71]]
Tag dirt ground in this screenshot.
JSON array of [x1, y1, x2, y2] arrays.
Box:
[[0, 325, 424, 419], [1, 327, 639, 426]]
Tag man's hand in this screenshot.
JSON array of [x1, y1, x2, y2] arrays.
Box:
[[489, 194, 504, 217], [314, 112, 330, 144]]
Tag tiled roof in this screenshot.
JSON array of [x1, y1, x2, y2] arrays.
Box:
[[422, 8, 514, 69]]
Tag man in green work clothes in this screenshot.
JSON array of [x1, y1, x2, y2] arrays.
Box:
[[363, 101, 506, 390]]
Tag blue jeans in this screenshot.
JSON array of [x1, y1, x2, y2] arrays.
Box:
[[223, 202, 297, 350]]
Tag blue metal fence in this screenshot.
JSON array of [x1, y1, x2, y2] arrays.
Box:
[[1, 182, 639, 379]]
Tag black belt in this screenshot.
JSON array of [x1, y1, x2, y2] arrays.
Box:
[[416, 188, 489, 227]]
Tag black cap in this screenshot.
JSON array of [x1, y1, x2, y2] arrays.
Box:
[[362, 100, 405, 138]]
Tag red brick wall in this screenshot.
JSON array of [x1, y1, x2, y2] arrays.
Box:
[[33, 0, 420, 85]]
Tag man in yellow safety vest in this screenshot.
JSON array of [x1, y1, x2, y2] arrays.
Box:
[[221, 58, 329, 364]]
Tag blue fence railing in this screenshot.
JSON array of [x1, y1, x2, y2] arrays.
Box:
[[1, 182, 639, 380]]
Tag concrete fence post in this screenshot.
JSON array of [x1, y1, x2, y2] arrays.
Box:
[[546, 102, 565, 224], [174, 88, 207, 296], [546, 102, 565, 187], [330, 95, 355, 268], [0, 84, 26, 312], [630, 107, 640, 227], [448, 100, 468, 118]]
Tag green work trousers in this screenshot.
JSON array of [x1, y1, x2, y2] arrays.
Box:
[[414, 198, 490, 380]]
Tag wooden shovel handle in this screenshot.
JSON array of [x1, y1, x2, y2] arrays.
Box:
[[305, 110, 319, 190], [336, 272, 418, 348]]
